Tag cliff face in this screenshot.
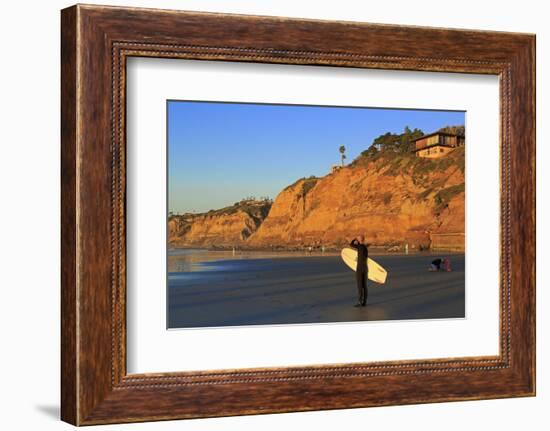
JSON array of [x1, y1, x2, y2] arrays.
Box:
[[168, 148, 465, 249], [247, 148, 465, 249], [168, 200, 272, 247]]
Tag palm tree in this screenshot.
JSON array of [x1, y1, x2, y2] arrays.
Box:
[[340, 145, 346, 166], [339, 145, 346, 166]]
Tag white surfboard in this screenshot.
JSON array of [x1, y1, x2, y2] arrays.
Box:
[[341, 247, 388, 284]]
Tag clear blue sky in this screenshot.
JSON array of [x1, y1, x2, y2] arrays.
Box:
[[168, 101, 465, 214]]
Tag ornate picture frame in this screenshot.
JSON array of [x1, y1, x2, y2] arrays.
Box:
[[61, 4, 535, 425]]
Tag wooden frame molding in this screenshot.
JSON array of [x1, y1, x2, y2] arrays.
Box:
[[61, 4, 535, 425]]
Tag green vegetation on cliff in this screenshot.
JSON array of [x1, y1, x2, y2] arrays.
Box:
[[354, 144, 464, 180], [434, 183, 465, 212], [353, 125, 464, 172]]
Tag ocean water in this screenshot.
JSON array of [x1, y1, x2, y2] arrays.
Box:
[[167, 248, 337, 273]]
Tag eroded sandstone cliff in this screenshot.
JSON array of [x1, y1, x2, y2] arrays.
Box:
[[247, 148, 464, 249], [168, 148, 465, 250], [168, 199, 272, 247]]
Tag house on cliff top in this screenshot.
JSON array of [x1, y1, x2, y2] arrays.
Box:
[[411, 131, 465, 158]]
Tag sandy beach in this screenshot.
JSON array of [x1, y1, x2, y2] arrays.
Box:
[[168, 250, 465, 329]]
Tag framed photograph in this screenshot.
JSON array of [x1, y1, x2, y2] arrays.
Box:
[[164, 101, 466, 330], [61, 4, 535, 425]]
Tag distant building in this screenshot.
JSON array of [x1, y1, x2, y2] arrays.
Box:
[[331, 164, 342, 173], [411, 132, 465, 159]]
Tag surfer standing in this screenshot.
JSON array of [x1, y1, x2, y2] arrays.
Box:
[[350, 235, 369, 307]]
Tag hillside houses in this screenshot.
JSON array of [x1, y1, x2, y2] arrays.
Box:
[[411, 131, 465, 159]]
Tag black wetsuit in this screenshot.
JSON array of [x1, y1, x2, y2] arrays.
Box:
[[432, 258, 442, 271], [350, 239, 369, 305]]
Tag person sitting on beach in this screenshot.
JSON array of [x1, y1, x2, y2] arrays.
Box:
[[429, 258, 443, 271], [429, 257, 452, 272], [349, 235, 369, 307]]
